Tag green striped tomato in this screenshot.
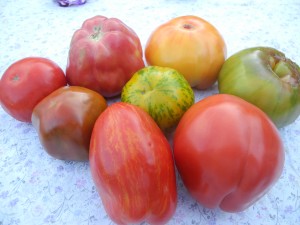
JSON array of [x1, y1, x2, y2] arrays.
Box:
[[121, 66, 195, 130]]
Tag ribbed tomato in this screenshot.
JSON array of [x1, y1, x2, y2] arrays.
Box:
[[66, 15, 145, 97], [89, 102, 177, 225]]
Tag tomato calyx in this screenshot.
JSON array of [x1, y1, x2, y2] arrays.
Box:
[[90, 25, 103, 41], [11, 74, 20, 82]]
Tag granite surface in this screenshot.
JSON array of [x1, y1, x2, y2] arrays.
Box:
[[0, 0, 300, 224]]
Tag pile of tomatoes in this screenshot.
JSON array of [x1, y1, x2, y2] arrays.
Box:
[[1, 15, 299, 225]]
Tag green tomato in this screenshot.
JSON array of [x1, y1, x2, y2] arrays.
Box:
[[218, 46, 300, 128], [121, 66, 195, 130]]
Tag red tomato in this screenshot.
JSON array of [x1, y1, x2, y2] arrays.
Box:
[[173, 94, 284, 212], [32, 86, 107, 161], [66, 15, 145, 97], [145, 15, 226, 89], [0, 57, 67, 122], [89, 102, 177, 224]]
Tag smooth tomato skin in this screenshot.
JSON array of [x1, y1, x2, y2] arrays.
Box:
[[145, 15, 226, 89], [89, 102, 177, 225], [0, 57, 67, 122], [218, 46, 300, 128], [31, 86, 107, 161], [66, 15, 145, 97], [173, 94, 284, 212]]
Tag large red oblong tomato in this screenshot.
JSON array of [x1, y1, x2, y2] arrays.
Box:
[[66, 15, 145, 97], [173, 94, 284, 212], [0, 57, 67, 122], [145, 15, 226, 89], [89, 102, 177, 225]]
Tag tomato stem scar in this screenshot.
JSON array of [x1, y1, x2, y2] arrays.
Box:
[[12, 75, 20, 81], [182, 24, 194, 30]]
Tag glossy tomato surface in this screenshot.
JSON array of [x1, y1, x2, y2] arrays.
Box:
[[218, 46, 300, 128], [32, 86, 107, 161], [89, 102, 177, 225], [173, 94, 284, 212], [0, 57, 67, 122], [66, 15, 145, 97], [121, 66, 194, 131], [145, 15, 226, 89]]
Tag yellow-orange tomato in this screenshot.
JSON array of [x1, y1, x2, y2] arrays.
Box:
[[145, 15, 227, 89]]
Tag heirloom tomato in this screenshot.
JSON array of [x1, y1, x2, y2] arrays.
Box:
[[218, 46, 300, 127], [145, 15, 226, 89], [89, 102, 177, 225], [66, 15, 145, 97], [174, 94, 284, 212], [121, 66, 194, 131], [0, 57, 67, 122], [32, 86, 107, 161]]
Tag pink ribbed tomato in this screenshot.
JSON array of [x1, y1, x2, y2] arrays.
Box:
[[66, 15, 145, 97]]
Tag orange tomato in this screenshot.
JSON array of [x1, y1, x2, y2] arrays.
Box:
[[145, 15, 227, 89]]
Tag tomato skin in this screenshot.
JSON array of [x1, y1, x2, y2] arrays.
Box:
[[89, 102, 177, 225], [66, 15, 145, 97], [31, 86, 107, 161], [218, 46, 300, 128], [145, 15, 226, 89], [121, 66, 194, 130], [173, 94, 284, 212], [0, 57, 67, 122]]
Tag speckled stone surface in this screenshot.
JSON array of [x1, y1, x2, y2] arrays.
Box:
[[1, 0, 300, 224]]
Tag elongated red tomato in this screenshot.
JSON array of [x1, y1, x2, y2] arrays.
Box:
[[174, 94, 284, 212], [89, 102, 177, 225]]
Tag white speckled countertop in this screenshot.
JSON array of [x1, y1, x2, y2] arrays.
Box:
[[1, 0, 300, 224]]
